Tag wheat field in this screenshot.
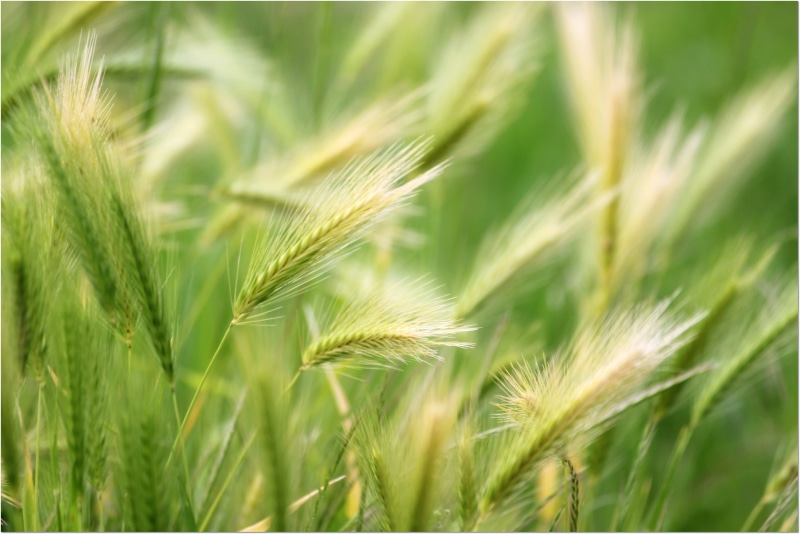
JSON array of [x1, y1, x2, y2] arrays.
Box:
[[1, 3, 797, 532]]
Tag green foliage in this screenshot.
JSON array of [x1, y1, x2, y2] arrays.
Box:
[[1, 3, 796, 532]]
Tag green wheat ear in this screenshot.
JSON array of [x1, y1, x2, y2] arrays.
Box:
[[48, 291, 113, 517], [116, 399, 173, 532], [300, 278, 474, 373], [1, 162, 60, 384], [233, 141, 445, 325], [33, 33, 174, 381], [480, 302, 702, 517]]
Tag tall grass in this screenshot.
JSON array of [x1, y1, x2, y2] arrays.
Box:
[[1, 3, 796, 532]]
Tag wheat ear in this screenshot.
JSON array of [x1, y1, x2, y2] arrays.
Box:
[[233, 141, 444, 324], [480, 302, 701, 516], [300, 280, 474, 373]]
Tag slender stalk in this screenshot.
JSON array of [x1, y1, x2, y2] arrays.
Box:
[[171, 390, 192, 493], [323, 367, 361, 519], [548, 508, 565, 532], [33, 386, 44, 530], [595, 90, 626, 313], [743, 498, 767, 532], [199, 432, 257, 531], [97, 490, 105, 532], [284, 369, 302, 395], [239, 475, 348, 532], [760, 479, 799, 532], [616, 413, 658, 528], [141, 2, 168, 132], [649, 424, 694, 530], [167, 324, 232, 468]]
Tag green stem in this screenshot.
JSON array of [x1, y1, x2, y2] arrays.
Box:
[[98, 491, 105, 532], [284, 369, 302, 396], [649, 423, 695, 530], [199, 433, 257, 531], [171, 390, 192, 487], [141, 2, 169, 132], [616, 412, 660, 528], [166, 324, 232, 469], [742, 497, 767, 532], [33, 386, 43, 530]]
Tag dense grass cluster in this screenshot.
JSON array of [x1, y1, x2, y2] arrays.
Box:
[[1, 3, 797, 532]]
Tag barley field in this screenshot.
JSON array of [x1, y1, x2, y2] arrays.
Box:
[[1, 2, 797, 532]]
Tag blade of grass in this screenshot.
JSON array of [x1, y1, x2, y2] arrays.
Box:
[[167, 323, 232, 470], [200, 432, 257, 531], [198, 388, 249, 514]]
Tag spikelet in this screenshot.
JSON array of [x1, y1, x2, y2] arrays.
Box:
[[233, 141, 444, 324], [482, 302, 702, 513], [52, 293, 112, 500], [301, 278, 473, 373], [654, 239, 774, 416], [556, 3, 641, 171], [35, 35, 121, 323], [106, 168, 174, 379], [117, 399, 173, 532], [213, 92, 426, 251], [213, 90, 425, 250], [35, 34, 174, 380], [49, 35, 112, 149], [614, 71, 793, 289]]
